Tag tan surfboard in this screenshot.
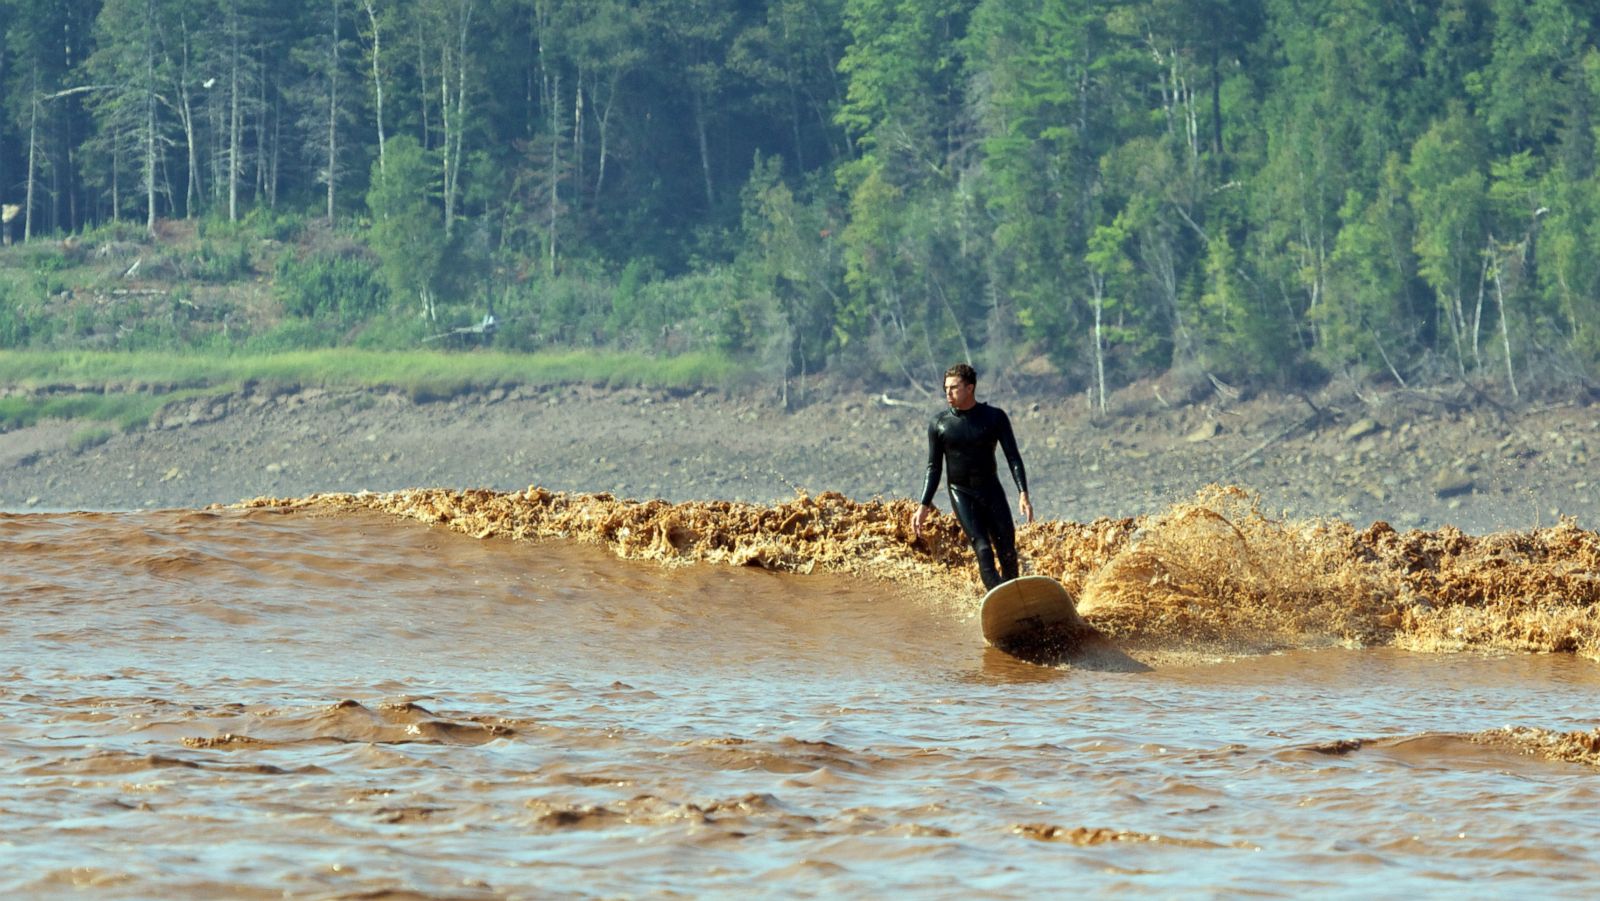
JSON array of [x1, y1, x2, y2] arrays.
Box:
[[980, 575, 1085, 646], [979, 576, 1146, 670]]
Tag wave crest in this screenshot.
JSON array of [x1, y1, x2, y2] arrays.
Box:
[[238, 483, 1600, 660]]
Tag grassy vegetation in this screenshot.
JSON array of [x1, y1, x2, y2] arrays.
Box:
[[0, 390, 182, 432], [0, 348, 743, 431], [0, 217, 758, 443], [0, 348, 740, 391]]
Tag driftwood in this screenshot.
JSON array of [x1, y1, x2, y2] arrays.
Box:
[[1226, 394, 1327, 471], [97, 288, 168, 304]]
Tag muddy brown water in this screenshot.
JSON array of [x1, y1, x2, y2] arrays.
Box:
[[4, 502, 1599, 897]]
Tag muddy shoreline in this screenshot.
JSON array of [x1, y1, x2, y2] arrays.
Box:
[[2, 379, 1596, 533]]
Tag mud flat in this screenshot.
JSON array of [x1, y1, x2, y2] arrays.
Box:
[[2, 379, 1596, 533]]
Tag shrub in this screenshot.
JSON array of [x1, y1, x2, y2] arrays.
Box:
[[350, 312, 430, 350], [69, 426, 113, 451], [243, 207, 307, 243], [77, 219, 148, 249], [274, 250, 387, 322], [189, 239, 253, 282], [239, 318, 341, 353]]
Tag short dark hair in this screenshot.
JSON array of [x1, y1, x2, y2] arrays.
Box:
[[944, 363, 976, 385]]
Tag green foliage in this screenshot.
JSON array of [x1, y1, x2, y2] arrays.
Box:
[[239, 318, 342, 353], [0, 349, 739, 401], [274, 250, 387, 322], [11, 0, 1600, 392], [0, 295, 59, 348], [350, 314, 432, 351], [739, 157, 843, 382], [197, 211, 307, 246], [629, 268, 747, 353], [366, 136, 446, 319], [1539, 157, 1600, 369], [69, 426, 114, 452], [77, 219, 149, 246]]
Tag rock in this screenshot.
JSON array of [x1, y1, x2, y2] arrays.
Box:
[[1343, 417, 1381, 441], [1185, 420, 1222, 442], [1431, 470, 1474, 498]]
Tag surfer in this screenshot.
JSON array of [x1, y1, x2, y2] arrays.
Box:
[[912, 363, 1034, 589]]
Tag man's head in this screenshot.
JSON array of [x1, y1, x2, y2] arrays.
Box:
[[943, 363, 977, 410]]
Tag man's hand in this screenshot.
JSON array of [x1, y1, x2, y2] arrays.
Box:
[[912, 503, 935, 537], [1018, 491, 1034, 524]]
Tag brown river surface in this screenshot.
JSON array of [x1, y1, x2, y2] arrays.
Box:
[[5, 491, 1600, 897]]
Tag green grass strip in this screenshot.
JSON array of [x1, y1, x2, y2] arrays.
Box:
[[0, 348, 742, 394], [0, 391, 183, 432]]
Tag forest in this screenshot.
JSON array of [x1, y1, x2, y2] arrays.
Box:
[[5, 0, 1600, 402]]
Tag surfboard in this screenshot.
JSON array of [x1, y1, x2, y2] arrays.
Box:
[[979, 575, 1147, 670], [980, 575, 1086, 647]]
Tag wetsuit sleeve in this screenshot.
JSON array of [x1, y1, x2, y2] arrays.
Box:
[[919, 418, 944, 506], [997, 409, 1028, 495]]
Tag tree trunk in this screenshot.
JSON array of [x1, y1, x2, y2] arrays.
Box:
[[548, 68, 560, 275], [595, 78, 615, 197], [256, 60, 268, 202], [1210, 42, 1223, 156], [362, 0, 386, 174], [452, 3, 471, 230], [693, 89, 714, 208], [327, 0, 341, 222], [572, 67, 584, 215], [208, 75, 223, 208], [180, 89, 199, 217], [177, 25, 200, 218], [25, 69, 39, 242], [1491, 247, 1519, 400], [1472, 242, 1490, 371], [267, 82, 281, 207], [144, 0, 158, 236], [229, 2, 242, 222], [415, 18, 430, 143], [1091, 271, 1108, 415], [439, 1, 473, 239]]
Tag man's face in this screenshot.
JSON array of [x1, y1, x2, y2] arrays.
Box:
[[944, 376, 975, 410]]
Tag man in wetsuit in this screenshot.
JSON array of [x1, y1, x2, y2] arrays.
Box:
[[911, 363, 1034, 590]]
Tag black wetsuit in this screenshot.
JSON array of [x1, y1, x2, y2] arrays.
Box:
[[920, 402, 1028, 590]]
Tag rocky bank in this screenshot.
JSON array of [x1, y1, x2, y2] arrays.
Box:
[[2, 377, 1597, 534]]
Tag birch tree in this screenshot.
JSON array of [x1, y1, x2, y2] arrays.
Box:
[[293, 0, 359, 221], [88, 0, 169, 235], [359, 0, 389, 173], [419, 0, 476, 237]]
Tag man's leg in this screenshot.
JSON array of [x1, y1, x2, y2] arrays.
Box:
[[950, 489, 1002, 589], [977, 483, 1019, 584], [991, 507, 1019, 582]]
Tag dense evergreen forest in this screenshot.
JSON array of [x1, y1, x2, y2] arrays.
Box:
[[5, 0, 1600, 401]]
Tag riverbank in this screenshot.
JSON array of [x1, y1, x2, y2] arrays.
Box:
[[2, 377, 1595, 533]]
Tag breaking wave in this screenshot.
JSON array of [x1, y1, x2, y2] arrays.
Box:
[[238, 483, 1600, 661]]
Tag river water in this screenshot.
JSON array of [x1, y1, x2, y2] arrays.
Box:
[[4, 500, 1599, 897]]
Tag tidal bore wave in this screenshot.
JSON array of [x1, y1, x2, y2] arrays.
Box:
[[7, 492, 1600, 895], [239, 483, 1600, 662]]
